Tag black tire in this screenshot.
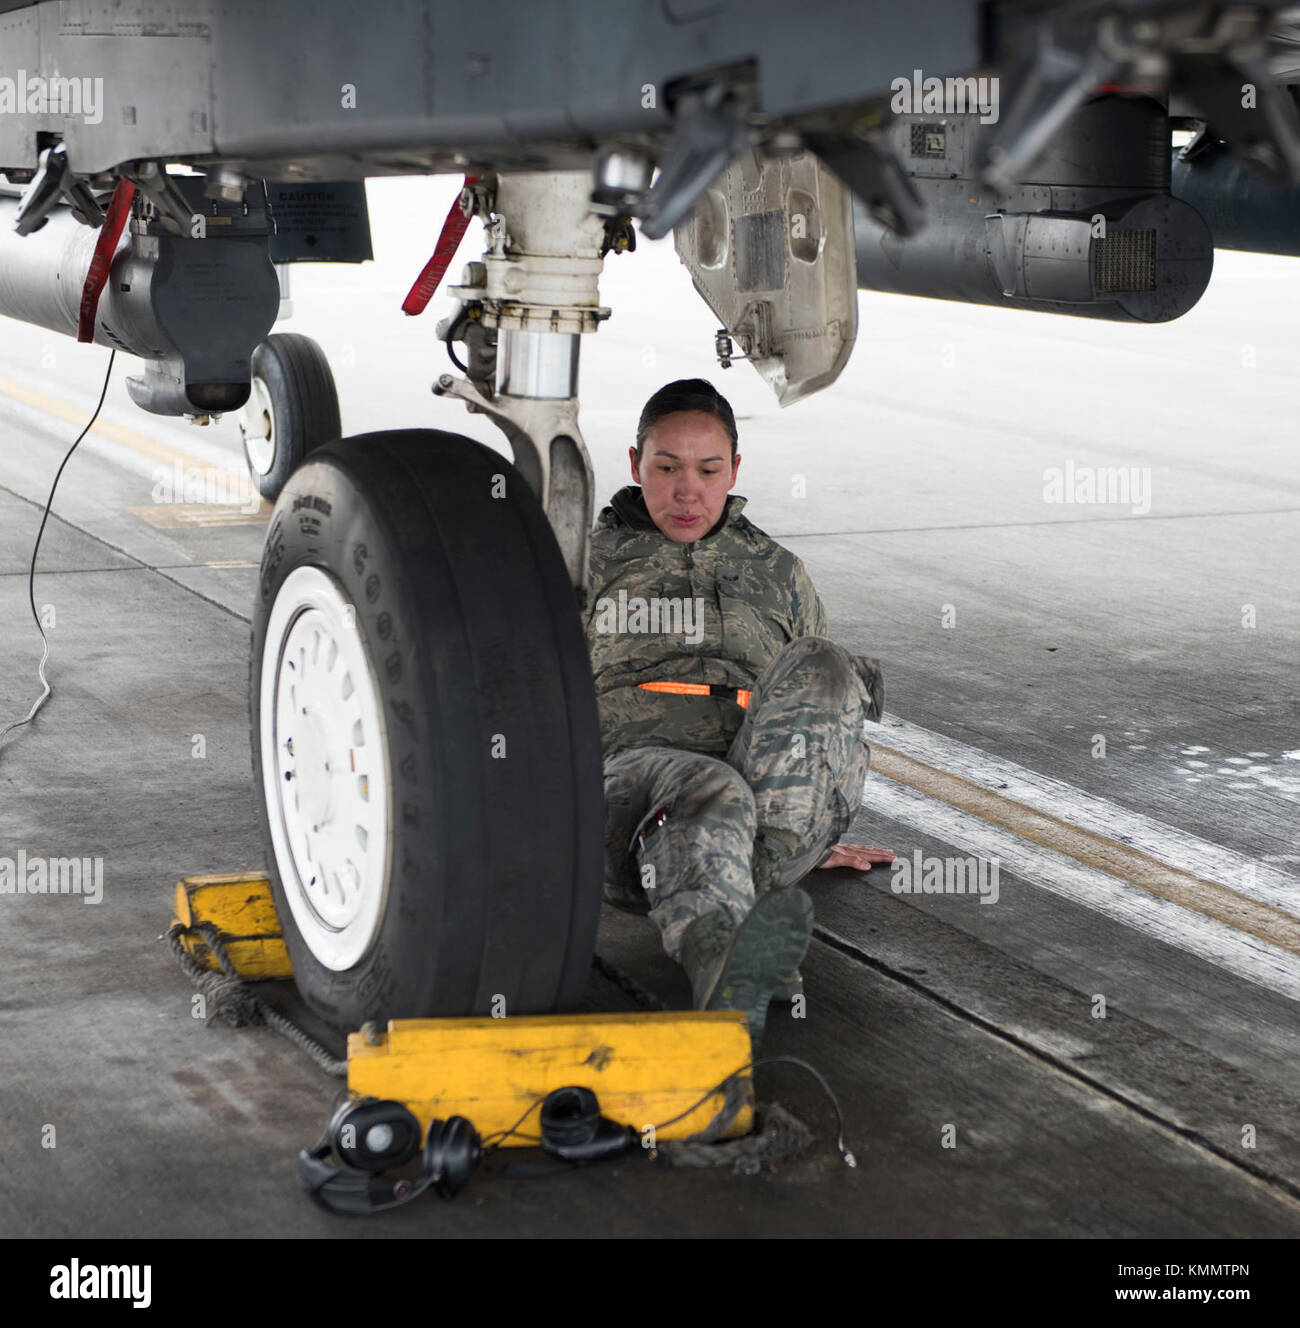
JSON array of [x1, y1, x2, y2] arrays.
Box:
[[240, 332, 342, 502], [250, 430, 604, 1028]]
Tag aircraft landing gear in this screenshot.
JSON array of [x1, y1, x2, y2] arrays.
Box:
[[250, 171, 614, 1029]]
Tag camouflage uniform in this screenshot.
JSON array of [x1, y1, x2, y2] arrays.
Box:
[[587, 486, 884, 960]]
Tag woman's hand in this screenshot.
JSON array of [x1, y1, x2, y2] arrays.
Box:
[[816, 843, 895, 871]]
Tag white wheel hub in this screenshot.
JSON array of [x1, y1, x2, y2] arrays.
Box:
[[260, 566, 392, 970], [240, 374, 276, 476]]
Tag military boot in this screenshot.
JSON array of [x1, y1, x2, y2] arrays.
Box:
[[677, 888, 814, 1050]]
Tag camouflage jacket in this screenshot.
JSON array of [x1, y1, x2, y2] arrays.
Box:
[[585, 485, 884, 758]]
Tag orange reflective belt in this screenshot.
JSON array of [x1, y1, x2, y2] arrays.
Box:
[[637, 681, 752, 709]]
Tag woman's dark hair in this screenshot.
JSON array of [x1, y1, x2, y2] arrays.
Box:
[[634, 378, 738, 461]]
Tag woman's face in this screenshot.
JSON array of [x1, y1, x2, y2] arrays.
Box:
[[629, 411, 740, 542]]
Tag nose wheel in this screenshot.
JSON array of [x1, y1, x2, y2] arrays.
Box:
[[239, 333, 342, 503]]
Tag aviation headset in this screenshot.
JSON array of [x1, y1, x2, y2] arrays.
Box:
[[299, 1085, 636, 1217]]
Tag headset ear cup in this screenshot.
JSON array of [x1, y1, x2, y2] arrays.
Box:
[[331, 1099, 423, 1173], [424, 1116, 483, 1197], [540, 1085, 600, 1147], [538, 1085, 634, 1163], [324, 1094, 370, 1149]]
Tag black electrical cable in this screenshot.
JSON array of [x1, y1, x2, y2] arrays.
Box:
[[442, 306, 471, 374], [749, 1055, 856, 1166], [0, 349, 116, 757], [479, 1097, 544, 1153], [646, 1054, 856, 1167]]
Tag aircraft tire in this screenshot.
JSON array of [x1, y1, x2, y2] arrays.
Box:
[[249, 430, 603, 1029], [239, 333, 342, 503]]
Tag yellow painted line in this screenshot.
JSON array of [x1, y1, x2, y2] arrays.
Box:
[[870, 743, 1300, 957], [0, 374, 269, 513], [126, 504, 266, 528], [0, 373, 225, 472]]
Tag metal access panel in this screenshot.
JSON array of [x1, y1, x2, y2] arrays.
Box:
[[674, 148, 858, 405]]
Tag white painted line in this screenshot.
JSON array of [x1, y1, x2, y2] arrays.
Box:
[[875, 715, 1300, 918], [860, 773, 1300, 1004]]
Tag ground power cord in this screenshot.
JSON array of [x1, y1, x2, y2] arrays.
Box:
[[0, 349, 116, 758]]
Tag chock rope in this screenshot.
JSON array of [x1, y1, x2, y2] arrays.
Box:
[[165, 920, 347, 1077], [661, 1099, 813, 1173], [590, 952, 670, 1011]]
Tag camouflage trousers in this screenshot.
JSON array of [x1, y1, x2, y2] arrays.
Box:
[[602, 636, 873, 960]]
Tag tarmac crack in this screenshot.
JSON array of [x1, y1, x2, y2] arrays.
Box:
[[812, 922, 1300, 1211]]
